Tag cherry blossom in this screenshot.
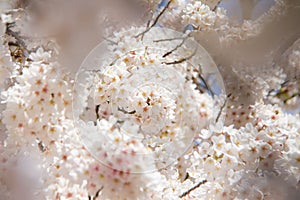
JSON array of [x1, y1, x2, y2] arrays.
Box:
[[0, 0, 299, 199]]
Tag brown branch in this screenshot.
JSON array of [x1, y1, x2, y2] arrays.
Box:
[[212, 0, 222, 12], [37, 140, 47, 152], [5, 23, 29, 79], [5, 23, 27, 50], [283, 93, 300, 104], [179, 179, 207, 198], [95, 105, 100, 120], [118, 107, 136, 115], [109, 57, 120, 66], [135, 0, 173, 39], [192, 76, 205, 93], [183, 172, 190, 181], [162, 32, 192, 58], [146, 19, 151, 28], [281, 75, 300, 86], [198, 72, 214, 97], [267, 75, 300, 97], [94, 187, 103, 199], [88, 186, 104, 200], [192, 65, 214, 96], [102, 36, 117, 45], [153, 37, 185, 42], [215, 93, 231, 123], [163, 47, 197, 65]]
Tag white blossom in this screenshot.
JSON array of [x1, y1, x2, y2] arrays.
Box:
[[0, 0, 300, 199]]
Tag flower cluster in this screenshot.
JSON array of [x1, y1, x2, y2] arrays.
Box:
[[75, 26, 219, 175], [162, 103, 300, 199], [0, 47, 95, 199], [182, 1, 227, 31], [0, 0, 300, 199]]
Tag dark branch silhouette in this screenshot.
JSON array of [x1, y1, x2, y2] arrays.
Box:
[[216, 93, 232, 123], [118, 107, 136, 114], [179, 179, 207, 198], [162, 32, 192, 58], [135, 0, 172, 39], [163, 47, 197, 65]]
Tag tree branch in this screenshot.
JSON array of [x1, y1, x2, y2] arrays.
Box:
[[37, 140, 47, 152], [179, 179, 207, 198], [153, 37, 185, 43], [163, 47, 197, 65], [212, 0, 222, 12], [283, 93, 300, 104], [118, 107, 136, 115], [215, 93, 231, 123], [95, 105, 100, 120], [88, 186, 104, 200], [193, 65, 215, 97], [5, 23, 27, 50], [162, 32, 192, 58], [102, 36, 117, 45], [199, 74, 214, 96], [135, 0, 173, 39]]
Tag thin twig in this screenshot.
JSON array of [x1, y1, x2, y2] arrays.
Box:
[[163, 47, 197, 65], [95, 105, 100, 120], [109, 56, 120, 66], [179, 179, 207, 198], [283, 93, 300, 104], [153, 37, 185, 43], [118, 107, 136, 115], [212, 0, 222, 11], [281, 75, 300, 86], [198, 72, 214, 97], [191, 76, 205, 93], [102, 36, 117, 45], [146, 19, 151, 29], [192, 65, 214, 96], [94, 187, 103, 199], [135, 0, 172, 39], [38, 140, 47, 152], [183, 172, 190, 181], [267, 75, 300, 97], [5, 24, 27, 50], [215, 93, 232, 123], [88, 186, 104, 200], [5, 22, 29, 78], [162, 32, 192, 58]]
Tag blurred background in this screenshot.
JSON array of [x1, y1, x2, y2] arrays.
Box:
[[0, 0, 289, 72]]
